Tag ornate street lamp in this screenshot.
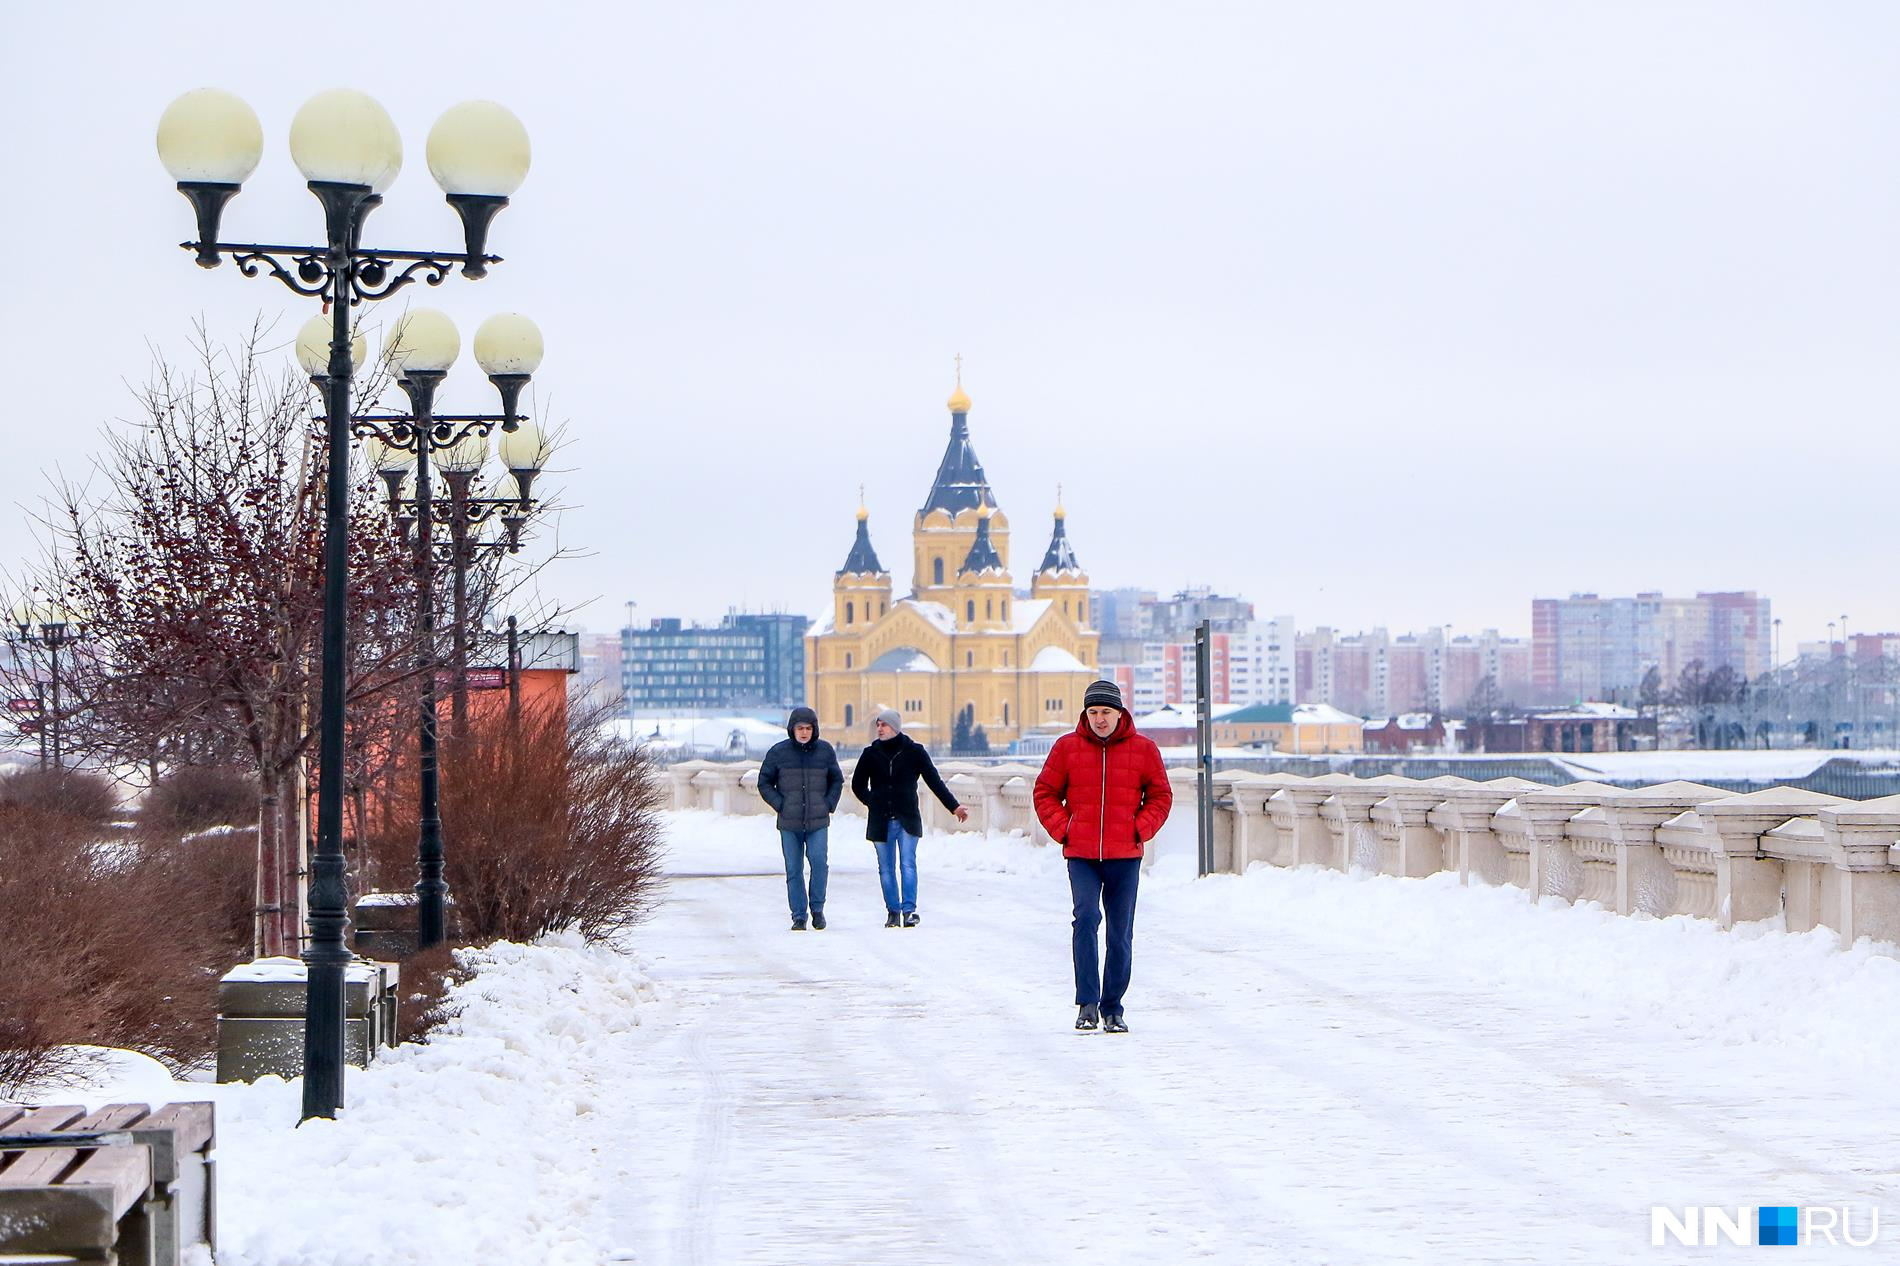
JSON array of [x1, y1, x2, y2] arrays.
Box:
[[158, 86, 530, 1122], [350, 314, 546, 922], [7, 599, 83, 768]]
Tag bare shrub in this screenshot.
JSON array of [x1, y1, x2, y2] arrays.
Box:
[[0, 767, 122, 825], [0, 801, 254, 1095], [391, 944, 470, 1045], [143, 765, 257, 834], [363, 702, 666, 945]]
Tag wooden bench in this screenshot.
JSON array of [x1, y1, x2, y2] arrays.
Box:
[[0, 1103, 215, 1266]]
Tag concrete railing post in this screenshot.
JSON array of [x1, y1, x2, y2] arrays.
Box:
[[1698, 788, 1848, 929], [1517, 782, 1622, 903], [1434, 779, 1544, 889], [1601, 781, 1728, 917], [1377, 777, 1473, 878], [1816, 795, 1900, 945]]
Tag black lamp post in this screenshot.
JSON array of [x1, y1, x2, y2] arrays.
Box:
[[158, 86, 531, 1122], [7, 601, 82, 768], [375, 434, 542, 741], [354, 323, 546, 950]]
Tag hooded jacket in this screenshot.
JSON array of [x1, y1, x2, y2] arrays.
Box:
[[851, 731, 959, 841], [1032, 706, 1172, 860], [758, 706, 844, 833]]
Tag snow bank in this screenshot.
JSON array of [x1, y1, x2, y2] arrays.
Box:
[[53, 935, 659, 1266]]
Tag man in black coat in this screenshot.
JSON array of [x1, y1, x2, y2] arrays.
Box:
[[758, 705, 843, 930], [851, 708, 968, 927]]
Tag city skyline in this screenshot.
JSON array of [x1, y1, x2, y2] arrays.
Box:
[[6, 5, 1900, 645]]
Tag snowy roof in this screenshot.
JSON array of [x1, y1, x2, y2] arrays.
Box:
[[868, 647, 939, 673], [957, 513, 1006, 575], [836, 516, 886, 577], [1010, 598, 1053, 632], [1537, 702, 1639, 720], [901, 599, 958, 634], [1295, 703, 1365, 726], [920, 414, 998, 517], [1367, 713, 1441, 731], [1037, 513, 1082, 574], [1029, 645, 1090, 672]]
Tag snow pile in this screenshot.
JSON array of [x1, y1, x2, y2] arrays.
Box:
[[56, 936, 658, 1266]]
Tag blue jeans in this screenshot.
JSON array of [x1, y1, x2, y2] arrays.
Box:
[[873, 821, 920, 914], [1069, 857, 1140, 1017], [780, 827, 829, 921]]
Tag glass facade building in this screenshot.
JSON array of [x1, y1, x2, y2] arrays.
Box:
[[621, 612, 809, 711]]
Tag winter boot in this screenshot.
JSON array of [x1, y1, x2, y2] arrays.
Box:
[[885, 912, 901, 928], [791, 917, 807, 931], [811, 910, 827, 930], [1103, 1013, 1128, 1034], [1075, 1004, 1100, 1031], [902, 912, 920, 928]]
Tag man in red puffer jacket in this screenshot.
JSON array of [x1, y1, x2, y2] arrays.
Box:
[[1033, 679, 1172, 1034]]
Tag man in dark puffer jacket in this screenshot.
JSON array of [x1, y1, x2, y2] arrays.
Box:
[[1033, 679, 1172, 1033], [758, 705, 843, 930]]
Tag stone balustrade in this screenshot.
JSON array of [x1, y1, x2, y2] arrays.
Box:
[[671, 758, 1900, 947]]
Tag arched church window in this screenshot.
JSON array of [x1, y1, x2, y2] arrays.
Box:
[[846, 601, 854, 625], [1002, 600, 1008, 621], [966, 651, 973, 668], [986, 598, 993, 619], [1003, 702, 1010, 726], [845, 652, 853, 669], [934, 558, 944, 585], [844, 704, 854, 727], [966, 600, 975, 623]]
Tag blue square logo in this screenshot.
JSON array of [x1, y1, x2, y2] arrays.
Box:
[[1759, 1206, 1799, 1246]]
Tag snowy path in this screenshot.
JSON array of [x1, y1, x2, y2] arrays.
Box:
[[65, 808, 1900, 1264], [600, 813, 1900, 1264]]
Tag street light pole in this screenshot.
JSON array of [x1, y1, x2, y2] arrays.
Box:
[[361, 313, 546, 950], [159, 86, 530, 1122]]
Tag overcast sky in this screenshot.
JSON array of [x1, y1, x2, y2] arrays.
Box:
[[5, 3, 1897, 647]]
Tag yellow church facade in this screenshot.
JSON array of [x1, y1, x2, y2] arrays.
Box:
[[805, 380, 1100, 749]]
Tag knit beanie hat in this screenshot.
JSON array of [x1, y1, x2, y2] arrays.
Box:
[[874, 707, 903, 733], [1082, 679, 1123, 712]]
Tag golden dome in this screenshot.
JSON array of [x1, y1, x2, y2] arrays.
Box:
[[947, 384, 972, 413], [856, 504, 869, 521]]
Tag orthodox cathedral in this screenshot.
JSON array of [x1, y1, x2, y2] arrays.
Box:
[[805, 375, 1100, 748]]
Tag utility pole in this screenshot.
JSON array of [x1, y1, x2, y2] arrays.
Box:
[[1195, 619, 1214, 878]]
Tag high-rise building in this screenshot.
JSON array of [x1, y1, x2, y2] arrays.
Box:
[[622, 611, 810, 712], [1530, 591, 1771, 703], [1298, 626, 1530, 715]]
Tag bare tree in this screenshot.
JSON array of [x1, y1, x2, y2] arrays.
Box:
[[4, 328, 420, 956]]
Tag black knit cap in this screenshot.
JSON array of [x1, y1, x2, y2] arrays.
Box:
[[1082, 679, 1123, 711]]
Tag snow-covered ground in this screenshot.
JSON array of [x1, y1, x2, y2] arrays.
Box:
[[51, 809, 1900, 1264]]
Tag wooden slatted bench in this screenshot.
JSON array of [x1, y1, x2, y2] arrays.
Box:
[[0, 1102, 214, 1266]]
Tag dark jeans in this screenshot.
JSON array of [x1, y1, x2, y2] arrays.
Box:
[[780, 827, 829, 921], [1068, 857, 1140, 1017]]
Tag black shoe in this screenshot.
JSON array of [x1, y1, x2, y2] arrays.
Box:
[[791, 917, 807, 931], [902, 912, 920, 928], [1075, 1004, 1100, 1031], [811, 910, 826, 930], [885, 912, 900, 928], [1103, 1014, 1128, 1034]]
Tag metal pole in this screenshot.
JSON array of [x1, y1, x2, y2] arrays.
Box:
[[46, 635, 61, 769], [448, 475, 472, 742], [507, 614, 520, 727], [1195, 618, 1213, 878], [302, 190, 371, 1121], [408, 382, 448, 951], [34, 681, 45, 767]]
